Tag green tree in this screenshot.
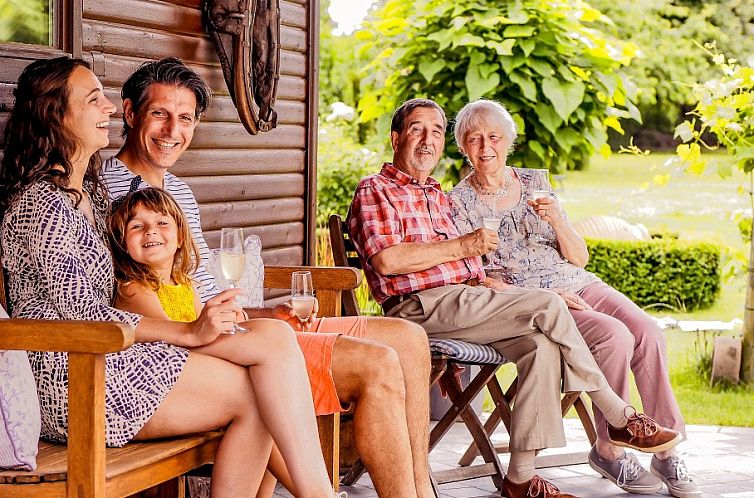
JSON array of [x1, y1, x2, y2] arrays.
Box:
[[672, 45, 754, 381], [357, 0, 640, 182], [590, 0, 754, 144]]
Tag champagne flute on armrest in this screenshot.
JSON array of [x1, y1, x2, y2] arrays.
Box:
[[220, 227, 247, 334], [291, 271, 315, 325]]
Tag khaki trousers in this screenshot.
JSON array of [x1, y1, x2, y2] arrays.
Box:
[[387, 284, 609, 452]]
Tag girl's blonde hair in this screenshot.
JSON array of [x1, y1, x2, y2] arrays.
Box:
[[109, 187, 199, 292]]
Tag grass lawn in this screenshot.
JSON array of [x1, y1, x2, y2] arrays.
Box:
[[486, 153, 754, 427]]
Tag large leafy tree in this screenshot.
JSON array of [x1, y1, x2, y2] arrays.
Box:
[[590, 0, 754, 143], [357, 0, 640, 181]]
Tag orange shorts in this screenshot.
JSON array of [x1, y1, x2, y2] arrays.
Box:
[[296, 316, 368, 416]]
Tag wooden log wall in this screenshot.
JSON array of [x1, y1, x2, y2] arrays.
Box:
[[0, 0, 318, 268]]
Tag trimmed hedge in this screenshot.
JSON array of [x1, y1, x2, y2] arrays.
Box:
[[584, 238, 721, 311]]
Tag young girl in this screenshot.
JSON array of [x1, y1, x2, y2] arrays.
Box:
[[109, 187, 207, 324], [109, 187, 342, 498]]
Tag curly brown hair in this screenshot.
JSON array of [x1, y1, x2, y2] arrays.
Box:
[[0, 57, 108, 216], [109, 187, 199, 293]]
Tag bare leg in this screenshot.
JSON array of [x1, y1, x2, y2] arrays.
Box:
[[360, 317, 434, 497], [192, 318, 333, 498], [133, 353, 272, 496], [256, 471, 278, 498], [257, 445, 296, 497], [331, 335, 418, 498]]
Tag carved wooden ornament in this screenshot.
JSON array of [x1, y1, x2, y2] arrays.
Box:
[[203, 0, 281, 134]]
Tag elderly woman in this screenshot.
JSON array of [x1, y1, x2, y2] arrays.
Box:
[[0, 57, 339, 498], [449, 100, 699, 498]]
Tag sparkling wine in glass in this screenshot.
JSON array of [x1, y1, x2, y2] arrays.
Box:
[[220, 227, 247, 333], [529, 189, 551, 244], [478, 192, 504, 270], [291, 271, 315, 322]]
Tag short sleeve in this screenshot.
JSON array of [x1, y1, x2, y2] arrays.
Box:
[[449, 186, 476, 236], [23, 188, 141, 327], [348, 183, 404, 260]]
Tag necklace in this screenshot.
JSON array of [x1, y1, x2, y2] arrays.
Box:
[[470, 166, 513, 197]]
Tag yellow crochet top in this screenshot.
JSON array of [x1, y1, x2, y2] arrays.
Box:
[[155, 282, 197, 322]]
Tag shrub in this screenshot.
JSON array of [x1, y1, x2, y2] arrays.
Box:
[[585, 238, 721, 311], [316, 120, 385, 226]]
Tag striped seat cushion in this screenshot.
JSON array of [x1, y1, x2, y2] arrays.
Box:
[[429, 338, 506, 365]]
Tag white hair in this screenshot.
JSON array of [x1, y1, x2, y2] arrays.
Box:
[[454, 99, 517, 155]]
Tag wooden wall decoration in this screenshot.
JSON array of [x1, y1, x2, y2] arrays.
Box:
[[204, 0, 281, 134]]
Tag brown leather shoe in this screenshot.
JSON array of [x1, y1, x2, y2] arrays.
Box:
[[502, 475, 579, 498], [608, 407, 682, 453]]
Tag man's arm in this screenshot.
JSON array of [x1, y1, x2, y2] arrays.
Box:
[[370, 228, 498, 276]]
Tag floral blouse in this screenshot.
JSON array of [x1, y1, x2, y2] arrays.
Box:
[[449, 167, 600, 293]]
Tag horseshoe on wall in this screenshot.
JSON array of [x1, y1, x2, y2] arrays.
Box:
[[203, 0, 280, 134]]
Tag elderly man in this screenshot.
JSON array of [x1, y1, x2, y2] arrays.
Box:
[[347, 98, 682, 498], [101, 58, 434, 498]]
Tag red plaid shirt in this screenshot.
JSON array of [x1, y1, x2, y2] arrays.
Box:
[[347, 163, 485, 304]]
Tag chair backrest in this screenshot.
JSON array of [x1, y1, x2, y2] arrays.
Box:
[[328, 214, 362, 317]]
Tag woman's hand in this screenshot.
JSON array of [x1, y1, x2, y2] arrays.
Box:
[[271, 299, 319, 331], [527, 195, 563, 226], [187, 288, 246, 346], [553, 289, 592, 311]]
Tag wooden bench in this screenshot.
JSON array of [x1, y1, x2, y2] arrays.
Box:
[[0, 265, 359, 497]]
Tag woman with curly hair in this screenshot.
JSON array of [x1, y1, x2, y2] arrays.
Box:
[[0, 57, 339, 498]]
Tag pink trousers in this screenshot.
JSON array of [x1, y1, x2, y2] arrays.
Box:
[[573, 282, 686, 442]]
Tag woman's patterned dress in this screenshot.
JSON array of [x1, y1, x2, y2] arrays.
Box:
[[1, 181, 189, 447], [449, 167, 600, 293]]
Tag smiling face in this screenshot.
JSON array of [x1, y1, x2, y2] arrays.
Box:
[[124, 203, 181, 280], [122, 83, 198, 177], [63, 66, 116, 162], [461, 118, 511, 176], [390, 106, 446, 182]]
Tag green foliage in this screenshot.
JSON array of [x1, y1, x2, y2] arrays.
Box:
[[319, 1, 363, 116], [591, 0, 754, 139], [316, 120, 385, 226], [585, 238, 722, 311], [0, 0, 50, 45], [672, 45, 754, 175], [357, 0, 640, 182]]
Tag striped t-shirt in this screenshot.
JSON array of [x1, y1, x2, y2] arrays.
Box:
[[101, 156, 220, 302]]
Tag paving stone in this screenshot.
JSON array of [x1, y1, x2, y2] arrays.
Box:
[[273, 419, 754, 497]]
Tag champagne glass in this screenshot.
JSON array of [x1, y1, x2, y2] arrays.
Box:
[[529, 189, 550, 245], [478, 191, 504, 270], [220, 227, 247, 333], [291, 271, 316, 324]]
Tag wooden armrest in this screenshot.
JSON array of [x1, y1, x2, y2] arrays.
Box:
[[264, 266, 361, 291], [0, 319, 134, 353]]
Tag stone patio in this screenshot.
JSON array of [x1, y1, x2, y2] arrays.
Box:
[[274, 418, 754, 497]]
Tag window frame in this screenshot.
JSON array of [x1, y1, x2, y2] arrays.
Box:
[[0, 0, 81, 80]]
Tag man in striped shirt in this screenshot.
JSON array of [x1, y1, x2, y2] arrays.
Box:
[[103, 58, 436, 497]]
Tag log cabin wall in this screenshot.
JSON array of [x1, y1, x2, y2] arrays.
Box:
[[0, 0, 319, 266]]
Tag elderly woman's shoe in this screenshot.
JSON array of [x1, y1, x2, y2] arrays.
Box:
[[501, 475, 578, 498], [650, 455, 701, 498], [607, 408, 682, 453]]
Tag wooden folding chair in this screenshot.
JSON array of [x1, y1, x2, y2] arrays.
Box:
[[328, 214, 599, 492]]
